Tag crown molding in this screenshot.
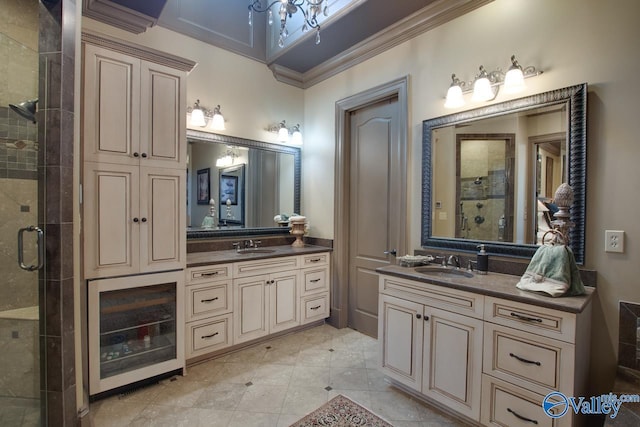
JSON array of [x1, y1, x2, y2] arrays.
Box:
[[82, 0, 162, 34], [270, 0, 493, 88], [81, 29, 197, 72]]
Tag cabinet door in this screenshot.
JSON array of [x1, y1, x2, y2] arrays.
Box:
[[139, 167, 185, 272], [269, 270, 299, 333], [234, 276, 268, 344], [422, 306, 483, 421], [140, 61, 186, 169], [83, 44, 141, 166], [378, 294, 423, 390], [83, 162, 140, 278]]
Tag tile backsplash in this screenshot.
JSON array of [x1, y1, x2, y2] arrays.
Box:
[[618, 301, 640, 371]]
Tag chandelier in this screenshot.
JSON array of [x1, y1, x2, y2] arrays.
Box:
[[249, 0, 328, 47]]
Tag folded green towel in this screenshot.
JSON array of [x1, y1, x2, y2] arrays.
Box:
[[516, 245, 586, 297]]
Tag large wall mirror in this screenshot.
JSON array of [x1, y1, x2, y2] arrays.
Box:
[[187, 130, 301, 239], [422, 83, 587, 264]]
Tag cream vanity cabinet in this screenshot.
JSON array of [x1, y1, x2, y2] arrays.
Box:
[[81, 33, 192, 279], [185, 264, 233, 359], [299, 252, 331, 324], [378, 271, 592, 427], [480, 296, 591, 427], [378, 275, 484, 421], [183, 251, 331, 361], [233, 256, 301, 344]]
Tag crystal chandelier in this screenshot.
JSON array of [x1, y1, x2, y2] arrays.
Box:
[[249, 0, 328, 47]]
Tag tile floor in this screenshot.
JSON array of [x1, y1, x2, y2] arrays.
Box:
[[88, 324, 466, 427]]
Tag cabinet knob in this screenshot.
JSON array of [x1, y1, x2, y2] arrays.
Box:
[[133, 152, 139, 157], [141, 153, 148, 158], [133, 217, 139, 223], [416, 314, 422, 319], [424, 315, 429, 321], [141, 217, 147, 223]]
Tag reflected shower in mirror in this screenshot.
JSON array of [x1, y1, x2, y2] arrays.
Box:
[[187, 130, 300, 239], [422, 84, 586, 263]]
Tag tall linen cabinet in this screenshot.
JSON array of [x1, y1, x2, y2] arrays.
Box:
[[81, 31, 196, 396]]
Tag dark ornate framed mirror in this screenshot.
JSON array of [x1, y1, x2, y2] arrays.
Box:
[[422, 83, 587, 264], [187, 130, 301, 239]]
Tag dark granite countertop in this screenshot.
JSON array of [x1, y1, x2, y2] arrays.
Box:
[[186, 244, 332, 268], [377, 264, 595, 314]]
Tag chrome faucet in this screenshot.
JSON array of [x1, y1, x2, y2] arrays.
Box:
[[447, 255, 461, 268]]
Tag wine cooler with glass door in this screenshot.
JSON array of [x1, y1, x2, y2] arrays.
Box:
[[88, 271, 184, 396]]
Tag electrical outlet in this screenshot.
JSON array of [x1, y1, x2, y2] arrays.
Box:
[[605, 230, 624, 253]]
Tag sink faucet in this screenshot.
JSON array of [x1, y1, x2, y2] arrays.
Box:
[[447, 255, 461, 268]]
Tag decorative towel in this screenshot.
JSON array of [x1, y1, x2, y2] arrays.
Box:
[[516, 245, 586, 297]]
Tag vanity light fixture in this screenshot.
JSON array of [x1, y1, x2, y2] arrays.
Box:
[[290, 124, 303, 145], [267, 120, 303, 145], [445, 55, 542, 108], [249, 0, 328, 48], [444, 75, 465, 109], [209, 105, 226, 130], [187, 100, 226, 129], [216, 146, 238, 167]]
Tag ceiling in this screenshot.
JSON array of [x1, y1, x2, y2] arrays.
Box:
[[83, 0, 493, 88]]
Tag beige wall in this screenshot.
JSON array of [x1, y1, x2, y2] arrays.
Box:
[[302, 0, 640, 393]]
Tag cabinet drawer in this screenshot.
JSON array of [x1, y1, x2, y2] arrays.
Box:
[[301, 252, 329, 267], [301, 267, 329, 295], [186, 314, 232, 359], [234, 256, 298, 278], [484, 323, 574, 396], [380, 275, 484, 319], [301, 293, 329, 324], [481, 375, 565, 427], [485, 296, 576, 343], [187, 264, 232, 284], [186, 281, 231, 322]]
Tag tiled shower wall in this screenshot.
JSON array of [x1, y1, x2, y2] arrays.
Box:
[[0, 0, 40, 313], [39, 0, 78, 424], [0, 0, 39, 179]]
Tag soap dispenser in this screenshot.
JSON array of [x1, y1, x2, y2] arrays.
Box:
[[476, 244, 488, 275]]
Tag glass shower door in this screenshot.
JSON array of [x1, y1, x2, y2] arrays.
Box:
[[1, 0, 42, 424], [0, 180, 41, 426]]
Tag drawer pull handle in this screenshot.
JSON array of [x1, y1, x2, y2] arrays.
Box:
[[509, 352, 541, 366], [310, 305, 322, 310], [310, 278, 321, 283], [510, 312, 543, 323], [507, 408, 538, 424], [200, 272, 219, 277], [202, 332, 219, 339], [201, 297, 219, 303], [309, 258, 321, 262]]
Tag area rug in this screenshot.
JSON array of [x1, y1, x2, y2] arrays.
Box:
[[290, 394, 393, 427]]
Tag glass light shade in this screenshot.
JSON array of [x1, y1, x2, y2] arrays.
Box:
[[444, 85, 465, 108], [190, 108, 206, 127], [472, 77, 494, 102], [290, 130, 303, 145], [278, 126, 290, 142], [215, 155, 232, 167], [210, 113, 225, 130], [504, 67, 526, 94]]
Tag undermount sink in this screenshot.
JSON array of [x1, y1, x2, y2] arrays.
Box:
[[236, 248, 276, 254], [414, 266, 474, 278]]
